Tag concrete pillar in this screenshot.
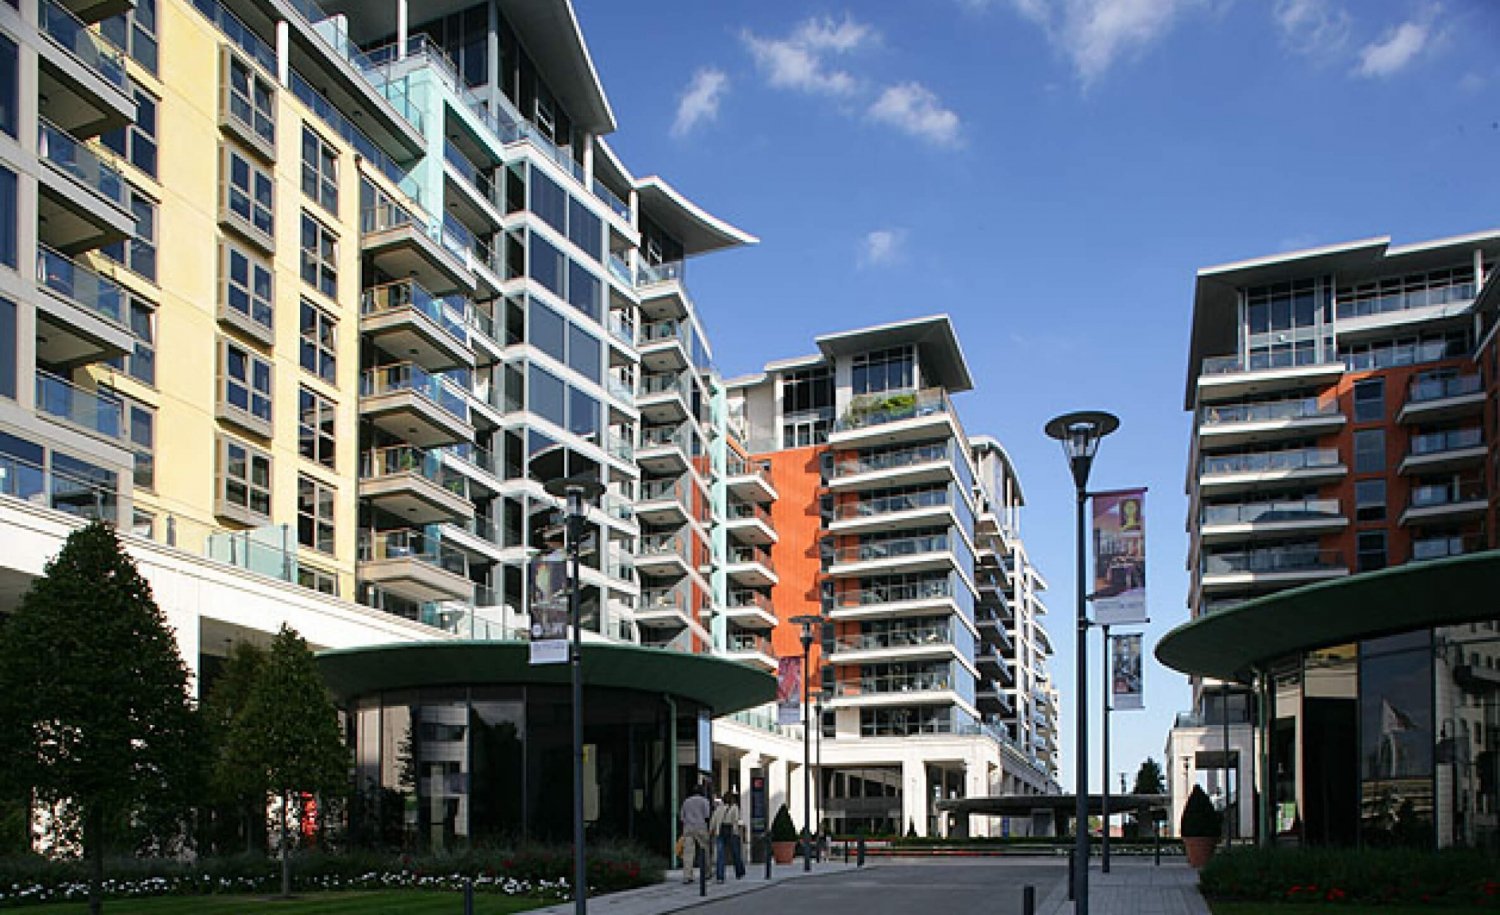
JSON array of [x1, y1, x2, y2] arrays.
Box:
[[395, 0, 408, 59], [581, 133, 594, 186], [902, 757, 926, 837], [628, 189, 639, 232], [276, 20, 290, 87]]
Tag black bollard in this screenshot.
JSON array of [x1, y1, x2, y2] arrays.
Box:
[[699, 845, 707, 897], [1067, 849, 1075, 901], [464, 877, 474, 915], [1022, 885, 1035, 915], [764, 834, 772, 880], [844, 839, 850, 864], [1153, 827, 1161, 866], [856, 835, 866, 868]]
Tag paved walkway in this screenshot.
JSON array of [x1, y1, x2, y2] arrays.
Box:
[[528, 856, 1210, 915]]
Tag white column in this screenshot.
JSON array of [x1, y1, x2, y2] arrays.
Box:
[[395, 0, 408, 60], [902, 757, 926, 837], [581, 133, 594, 186], [276, 20, 290, 87], [628, 189, 640, 232]]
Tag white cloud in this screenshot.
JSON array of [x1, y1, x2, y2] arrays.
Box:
[[859, 229, 906, 267], [1354, 12, 1436, 79], [867, 83, 962, 147], [1273, 0, 1352, 55], [995, 0, 1203, 85], [671, 68, 729, 138], [742, 15, 876, 96]]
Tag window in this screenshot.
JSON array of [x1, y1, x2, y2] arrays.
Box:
[[567, 260, 600, 320], [101, 187, 157, 281], [1353, 378, 1384, 423], [0, 165, 13, 268], [300, 213, 337, 298], [530, 299, 566, 362], [297, 475, 335, 553], [1357, 531, 1387, 573], [101, 90, 158, 178], [568, 196, 601, 261], [852, 347, 915, 395], [301, 126, 338, 214], [530, 235, 564, 298], [0, 296, 14, 398], [223, 50, 275, 152], [1354, 429, 1385, 473], [220, 339, 273, 434], [298, 386, 336, 468], [217, 436, 271, 523], [783, 367, 834, 414], [221, 242, 274, 341], [1355, 479, 1385, 522], [297, 563, 338, 596], [223, 147, 274, 245], [529, 363, 566, 428], [299, 300, 337, 384], [532, 170, 566, 234], [123, 398, 154, 489], [0, 32, 15, 139], [131, 509, 155, 539], [783, 416, 830, 448], [101, 0, 158, 73], [106, 297, 156, 385], [568, 324, 601, 384]]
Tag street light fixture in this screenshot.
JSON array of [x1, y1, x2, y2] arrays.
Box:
[[791, 614, 823, 872], [543, 475, 605, 915], [1044, 410, 1119, 915]]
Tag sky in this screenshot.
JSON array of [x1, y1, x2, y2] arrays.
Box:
[[571, 0, 1500, 794]]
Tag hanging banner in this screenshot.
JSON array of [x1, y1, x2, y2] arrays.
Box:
[[776, 657, 803, 726], [1092, 488, 1148, 626], [1111, 633, 1144, 711], [528, 552, 570, 665]]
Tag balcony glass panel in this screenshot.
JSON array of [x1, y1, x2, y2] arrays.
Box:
[[835, 441, 950, 476], [836, 387, 952, 431], [1409, 478, 1484, 508], [1201, 448, 1340, 475], [834, 486, 949, 520], [834, 532, 949, 564], [1409, 427, 1483, 456], [637, 260, 684, 286], [360, 362, 469, 421], [37, 244, 124, 324], [36, 370, 122, 438], [1201, 498, 1341, 525], [1201, 350, 1340, 375], [1201, 397, 1337, 426], [357, 527, 468, 576], [836, 623, 952, 652], [1411, 535, 1479, 561], [38, 120, 124, 204], [1409, 374, 1483, 404], [832, 576, 953, 608], [362, 279, 469, 343], [360, 445, 468, 498], [1202, 546, 1343, 575], [41, 0, 127, 88], [729, 544, 774, 571]]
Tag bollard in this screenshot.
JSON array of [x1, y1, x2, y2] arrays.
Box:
[[764, 834, 773, 880], [1022, 885, 1035, 915], [856, 835, 866, 868], [844, 839, 850, 864], [463, 877, 474, 915], [699, 845, 707, 897], [1067, 849, 1075, 901], [1153, 828, 1161, 866]]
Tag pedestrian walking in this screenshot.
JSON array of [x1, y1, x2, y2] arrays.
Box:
[[707, 791, 726, 875], [679, 784, 712, 884], [716, 791, 747, 881]]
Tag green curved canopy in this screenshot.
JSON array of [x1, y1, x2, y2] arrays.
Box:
[[1156, 549, 1500, 683], [317, 641, 776, 715]]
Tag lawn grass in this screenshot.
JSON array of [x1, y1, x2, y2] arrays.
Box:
[[1212, 903, 1472, 915], [31, 891, 549, 914]]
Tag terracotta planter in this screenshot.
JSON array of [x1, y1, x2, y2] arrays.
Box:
[[771, 841, 796, 864], [1183, 835, 1218, 869]]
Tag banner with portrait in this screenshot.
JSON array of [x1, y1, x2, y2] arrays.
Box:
[[528, 552, 570, 665], [1111, 633, 1144, 711], [776, 657, 803, 726], [1092, 488, 1148, 626]]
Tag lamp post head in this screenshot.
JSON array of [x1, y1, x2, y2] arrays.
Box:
[[791, 614, 821, 651], [544, 476, 606, 518], [1044, 411, 1120, 491]]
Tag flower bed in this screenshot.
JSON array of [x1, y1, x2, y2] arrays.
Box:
[[1199, 847, 1500, 908]]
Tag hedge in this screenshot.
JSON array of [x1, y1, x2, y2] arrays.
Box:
[[1199, 847, 1500, 908]]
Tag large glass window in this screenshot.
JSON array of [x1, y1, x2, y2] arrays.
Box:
[[301, 126, 338, 215], [0, 296, 14, 398], [222, 339, 273, 429], [852, 347, 915, 394], [0, 165, 13, 269], [531, 170, 566, 234], [568, 324, 601, 384], [529, 363, 565, 428], [1354, 429, 1385, 473], [530, 235, 564, 298], [568, 196, 601, 261], [101, 0, 158, 73], [1356, 530, 1387, 572], [101, 90, 159, 178], [297, 474, 335, 553], [299, 300, 337, 384], [530, 299, 566, 362], [124, 398, 154, 489], [567, 260, 600, 320], [222, 242, 274, 338], [101, 187, 158, 281], [105, 297, 156, 385], [224, 51, 275, 149], [0, 32, 15, 139], [218, 436, 271, 522], [224, 147, 274, 243], [1354, 378, 1385, 423], [301, 213, 338, 298], [1355, 479, 1386, 522], [298, 386, 336, 468], [568, 387, 599, 438]]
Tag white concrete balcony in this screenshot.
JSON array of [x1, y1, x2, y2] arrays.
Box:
[[1198, 498, 1347, 545], [635, 532, 693, 579], [725, 457, 777, 504], [358, 445, 474, 526], [359, 363, 474, 447], [724, 589, 777, 628], [725, 632, 776, 671], [827, 625, 965, 667], [637, 319, 691, 372], [637, 372, 691, 424], [636, 476, 692, 527], [826, 581, 969, 630], [36, 0, 134, 138], [357, 528, 472, 604], [828, 676, 972, 715], [34, 245, 133, 367], [361, 279, 474, 372], [1199, 547, 1347, 594], [1195, 353, 1344, 404], [360, 203, 476, 296], [638, 426, 691, 475], [1398, 374, 1485, 424], [829, 388, 963, 449], [636, 260, 691, 321], [1197, 396, 1345, 449], [1399, 479, 1488, 526], [724, 500, 777, 545], [828, 488, 961, 536], [828, 440, 958, 491], [1198, 447, 1345, 494], [635, 586, 695, 630], [725, 544, 778, 588], [36, 119, 133, 251], [826, 532, 959, 579]]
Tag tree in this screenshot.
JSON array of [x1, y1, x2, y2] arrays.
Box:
[[201, 641, 268, 854], [1132, 758, 1166, 795], [226, 625, 348, 896], [0, 522, 200, 915]]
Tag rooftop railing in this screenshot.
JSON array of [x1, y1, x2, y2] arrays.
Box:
[[1200, 349, 1341, 376]]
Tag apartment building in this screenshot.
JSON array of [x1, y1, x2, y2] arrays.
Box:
[[1166, 231, 1500, 847], [722, 316, 1060, 838]]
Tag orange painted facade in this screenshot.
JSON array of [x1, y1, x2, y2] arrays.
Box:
[[762, 444, 827, 671]]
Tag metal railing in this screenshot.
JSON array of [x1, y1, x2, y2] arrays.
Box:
[[640, 531, 688, 559], [1200, 397, 1338, 426], [726, 500, 772, 526], [360, 362, 470, 422], [592, 178, 631, 221], [438, 442, 499, 478], [361, 278, 469, 343], [1409, 373, 1483, 404], [38, 119, 124, 204], [36, 370, 122, 439], [726, 589, 773, 613], [1337, 280, 1477, 320], [1201, 447, 1341, 476], [1200, 498, 1341, 526], [40, 0, 127, 88], [726, 456, 773, 485], [1409, 427, 1483, 456], [836, 387, 953, 432], [442, 140, 498, 208], [638, 319, 686, 346], [640, 476, 688, 504], [1202, 546, 1344, 576], [640, 372, 688, 397], [357, 527, 468, 577], [639, 586, 691, 612], [728, 632, 773, 655], [36, 245, 125, 325]]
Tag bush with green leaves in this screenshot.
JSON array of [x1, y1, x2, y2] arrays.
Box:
[[770, 805, 798, 842], [1200, 847, 1500, 908], [1179, 785, 1222, 839]]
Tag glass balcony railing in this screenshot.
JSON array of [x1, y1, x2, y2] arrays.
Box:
[[839, 668, 955, 696], [835, 441, 951, 477], [357, 527, 468, 577], [1201, 349, 1341, 376], [360, 362, 470, 422], [606, 375, 634, 405], [442, 140, 498, 208], [637, 260, 685, 287], [1411, 535, 1482, 562], [729, 544, 775, 571], [638, 319, 686, 346], [607, 310, 635, 346], [1409, 374, 1483, 404], [1202, 546, 1344, 576], [361, 279, 469, 343], [728, 632, 772, 655], [279, 4, 423, 134], [360, 445, 468, 499], [1336, 281, 1477, 320], [0, 449, 119, 523], [1201, 447, 1341, 476], [361, 203, 470, 266], [641, 425, 687, 450], [36, 245, 125, 325], [438, 442, 498, 478], [833, 533, 949, 565], [1409, 478, 1485, 509], [1409, 427, 1483, 456], [727, 501, 772, 526], [607, 255, 634, 288], [834, 487, 950, 520], [727, 589, 773, 613], [640, 372, 688, 397], [605, 431, 634, 462], [834, 625, 953, 652], [726, 456, 773, 484], [41, 0, 127, 89], [640, 532, 688, 559], [640, 477, 688, 504], [836, 387, 952, 432], [38, 119, 124, 205], [1201, 498, 1342, 526], [1200, 397, 1338, 426], [592, 179, 631, 222], [36, 370, 122, 439], [828, 578, 953, 609]]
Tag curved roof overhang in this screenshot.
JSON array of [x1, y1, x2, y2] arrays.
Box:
[[318, 641, 776, 715], [1156, 550, 1500, 684], [633, 177, 758, 255]]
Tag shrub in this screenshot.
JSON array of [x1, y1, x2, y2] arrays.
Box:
[[1200, 847, 1500, 908], [1179, 786, 1222, 839], [770, 805, 798, 843]]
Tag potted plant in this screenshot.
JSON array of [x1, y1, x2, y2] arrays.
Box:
[[770, 804, 798, 864], [1180, 785, 1222, 868]]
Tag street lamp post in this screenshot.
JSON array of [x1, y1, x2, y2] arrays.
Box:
[[1044, 411, 1119, 915], [1101, 623, 1111, 874], [792, 614, 822, 873], [544, 476, 605, 915]]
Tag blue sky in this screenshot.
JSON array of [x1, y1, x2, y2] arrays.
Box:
[[573, 0, 1500, 793]]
